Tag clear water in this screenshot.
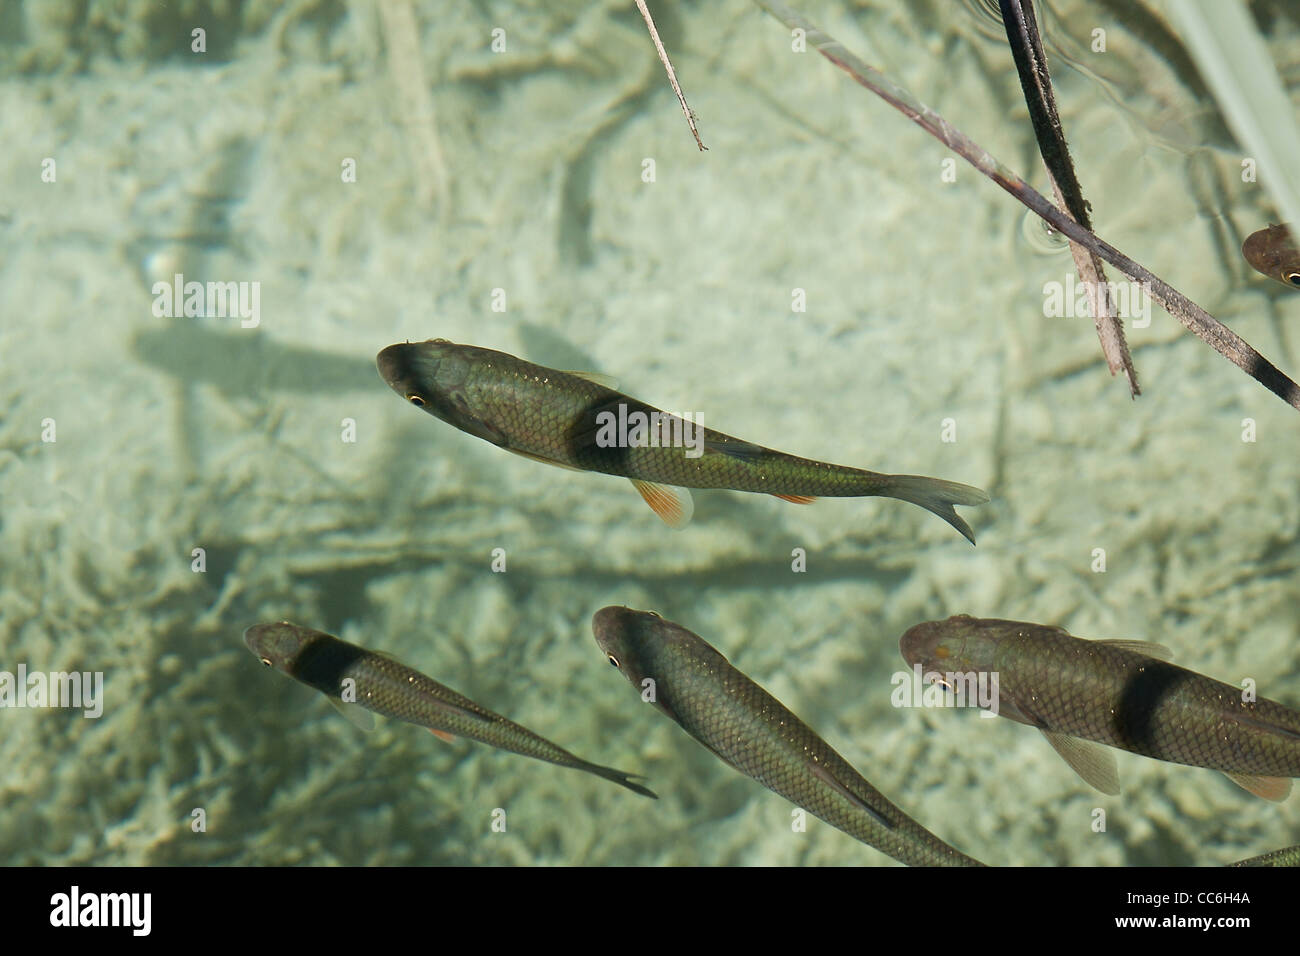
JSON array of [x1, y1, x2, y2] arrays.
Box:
[[1, 0, 1297, 865]]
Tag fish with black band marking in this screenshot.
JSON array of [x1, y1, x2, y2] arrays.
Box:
[[900, 615, 1300, 801], [245, 622, 656, 799], [377, 339, 989, 543]]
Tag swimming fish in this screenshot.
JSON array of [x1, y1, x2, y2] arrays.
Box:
[[244, 622, 656, 798], [1241, 223, 1300, 289], [591, 607, 984, 866], [1230, 845, 1300, 867], [376, 340, 989, 543], [899, 615, 1300, 801]]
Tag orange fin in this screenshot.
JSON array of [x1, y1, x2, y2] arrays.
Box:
[[630, 479, 694, 529], [1225, 772, 1292, 802], [773, 494, 816, 504], [429, 729, 457, 743]]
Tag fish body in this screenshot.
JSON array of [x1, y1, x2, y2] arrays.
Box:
[[1230, 845, 1300, 867], [376, 339, 988, 543], [1242, 223, 1300, 289], [591, 607, 984, 866], [900, 615, 1300, 800], [244, 622, 655, 798]]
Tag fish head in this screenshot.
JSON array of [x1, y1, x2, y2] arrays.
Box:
[[592, 606, 709, 722], [899, 615, 1004, 675], [592, 606, 663, 684], [244, 621, 319, 673], [376, 340, 489, 433], [1242, 224, 1300, 289]]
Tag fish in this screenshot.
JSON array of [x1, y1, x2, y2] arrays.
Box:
[[1230, 845, 1300, 867], [376, 340, 989, 543], [1241, 223, 1300, 289], [899, 615, 1300, 801], [244, 622, 656, 799], [591, 606, 985, 866]]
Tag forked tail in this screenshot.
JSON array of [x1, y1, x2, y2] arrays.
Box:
[[583, 761, 658, 799], [882, 475, 989, 545]]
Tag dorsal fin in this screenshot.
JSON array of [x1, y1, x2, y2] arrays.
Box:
[[1094, 639, 1174, 661], [564, 370, 619, 389], [703, 437, 766, 461]]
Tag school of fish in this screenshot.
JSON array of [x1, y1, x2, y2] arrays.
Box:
[[236, 328, 1296, 867]]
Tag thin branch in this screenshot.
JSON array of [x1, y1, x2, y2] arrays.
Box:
[[752, 0, 1300, 411], [1001, 0, 1138, 397], [635, 0, 707, 150]]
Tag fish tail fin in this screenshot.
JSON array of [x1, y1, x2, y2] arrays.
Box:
[[584, 762, 658, 799], [880, 475, 990, 545]]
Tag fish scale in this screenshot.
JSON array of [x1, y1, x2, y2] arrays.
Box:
[[592, 607, 984, 866]]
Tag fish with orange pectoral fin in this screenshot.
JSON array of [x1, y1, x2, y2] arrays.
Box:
[[244, 622, 655, 798], [376, 340, 989, 543], [900, 615, 1300, 801], [1242, 223, 1300, 290]]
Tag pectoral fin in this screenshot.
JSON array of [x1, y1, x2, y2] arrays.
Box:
[[328, 696, 376, 732], [429, 728, 457, 743], [1224, 772, 1292, 802], [630, 479, 694, 529], [773, 494, 817, 504], [1041, 730, 1120, 795], [809, 763, 894, 829], [455, 414, 509, 447]]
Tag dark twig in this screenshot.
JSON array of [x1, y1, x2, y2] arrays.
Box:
[[1000, 0, 1138, 397], [751, 0, 1300, 411]]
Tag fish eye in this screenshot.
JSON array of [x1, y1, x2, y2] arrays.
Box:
[[259, 657, 273, 667], [607, 654, 621, 668], [406, 394, 426, 407], [1287, 272, 1300, 287]]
